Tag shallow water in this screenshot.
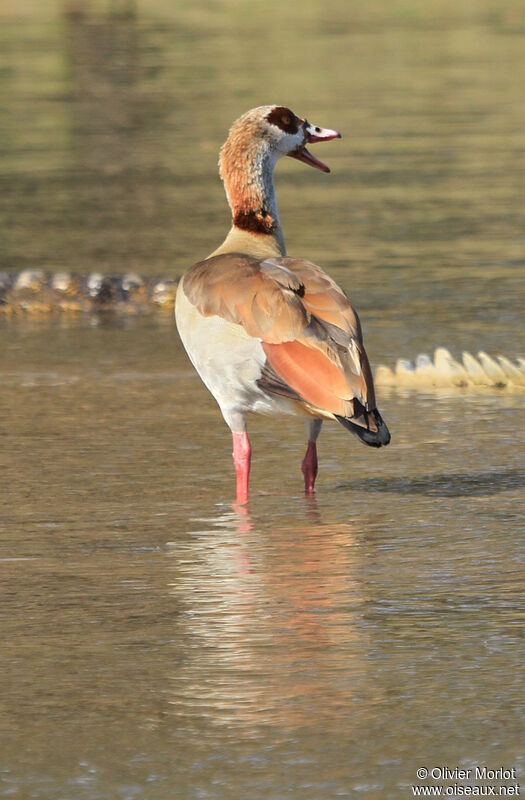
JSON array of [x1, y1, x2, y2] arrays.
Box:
[[2, 316, 524, 798], [1, 1, 525, 798]]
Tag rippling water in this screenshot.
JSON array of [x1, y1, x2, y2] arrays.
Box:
[[1, 1, 525, 798]]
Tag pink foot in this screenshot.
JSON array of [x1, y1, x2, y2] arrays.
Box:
[[301, 440, 318, 495], [232, 431, 251, 504]]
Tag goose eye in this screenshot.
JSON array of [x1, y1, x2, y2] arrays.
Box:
[[266, 106, 299, 135]]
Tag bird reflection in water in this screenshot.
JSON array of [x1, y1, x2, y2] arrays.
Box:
[[167, 499, 382, 736]]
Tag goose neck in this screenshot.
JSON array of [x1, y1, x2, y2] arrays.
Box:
[[220, 141, 285, 256]]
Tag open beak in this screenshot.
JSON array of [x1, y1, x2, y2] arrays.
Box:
[[288, 120, 341, 173]]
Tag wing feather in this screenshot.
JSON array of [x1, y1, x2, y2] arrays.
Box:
[[182, 252, 377, 416]]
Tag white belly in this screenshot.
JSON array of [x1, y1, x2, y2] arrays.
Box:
[[175, 282, 298, 430]]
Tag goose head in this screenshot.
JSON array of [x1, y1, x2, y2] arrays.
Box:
[[220, 105, 341, 179], [267, 105, 341, 173], [216, 105, 341, 257]]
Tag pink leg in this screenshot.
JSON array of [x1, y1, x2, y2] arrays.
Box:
[[232, 431, 251, 504], [301, 440, 318, 495]]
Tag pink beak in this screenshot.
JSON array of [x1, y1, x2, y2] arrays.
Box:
[[288, 120, 341, 173]]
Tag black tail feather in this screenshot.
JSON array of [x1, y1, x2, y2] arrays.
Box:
[[336, 408, 391, 448]]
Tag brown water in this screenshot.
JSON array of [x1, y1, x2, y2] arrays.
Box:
[[1, 1, 525, 798]]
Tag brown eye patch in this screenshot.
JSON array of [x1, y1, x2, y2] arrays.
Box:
[[266, 106, 300, 135]]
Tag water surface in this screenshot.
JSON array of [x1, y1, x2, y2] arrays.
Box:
[[1, 1, 525, 798]]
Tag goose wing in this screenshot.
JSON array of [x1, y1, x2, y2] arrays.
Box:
[[182, 253, 385, 439]]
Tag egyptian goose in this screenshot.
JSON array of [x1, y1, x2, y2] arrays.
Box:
[[175, 105, 390, 502]]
